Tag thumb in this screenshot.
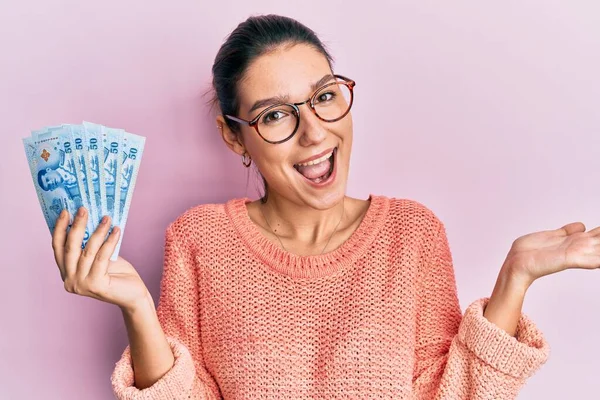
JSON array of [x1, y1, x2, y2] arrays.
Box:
[[559, 222, 586, 235]]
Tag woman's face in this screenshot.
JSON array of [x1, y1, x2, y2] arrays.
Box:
[[229, 43, 353, 210]]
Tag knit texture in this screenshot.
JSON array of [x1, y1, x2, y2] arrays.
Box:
[[111, 194, 550, 399]]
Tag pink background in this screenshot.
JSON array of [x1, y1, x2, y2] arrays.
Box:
[[1, 1, 599, 398]]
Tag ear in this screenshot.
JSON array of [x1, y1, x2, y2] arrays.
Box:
[[216, 116, 246, 156]]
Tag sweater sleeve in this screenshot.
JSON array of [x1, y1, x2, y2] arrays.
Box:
[[412, 219, 550, 399], [111, 223, 222, 399]]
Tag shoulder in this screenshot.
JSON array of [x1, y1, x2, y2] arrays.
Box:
[[166, 199, 235, 243], [383, 195, 442, 228], [377, 194, 445, 241]]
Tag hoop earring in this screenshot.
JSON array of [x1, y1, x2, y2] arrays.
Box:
[[241, 152, 252, 167]]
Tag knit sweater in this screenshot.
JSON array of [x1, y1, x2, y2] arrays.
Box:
[[111, 194, 550, 399]]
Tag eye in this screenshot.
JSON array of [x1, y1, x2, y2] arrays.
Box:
[[315, 91, 336, 104], [262, 110, 289, 124]]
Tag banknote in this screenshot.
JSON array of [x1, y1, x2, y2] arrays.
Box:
[[23, 127, 93, 247], [67, 124, 99, 227], [100, 126, 124, 226], [82, 121, 108, 226], [24, 122, 145, 260], [111, 131, 145, 260]]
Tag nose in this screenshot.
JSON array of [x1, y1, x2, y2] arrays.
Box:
[[296, 103, 326, 147]]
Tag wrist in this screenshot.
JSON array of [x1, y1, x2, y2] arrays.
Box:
[[501, 258, 535, 291], [120, 291, 155, 317]]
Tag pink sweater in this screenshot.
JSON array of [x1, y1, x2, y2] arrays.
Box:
[[111, 194, 550, 399]]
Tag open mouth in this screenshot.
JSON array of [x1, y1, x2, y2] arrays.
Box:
[[293, 147, 336, 184]]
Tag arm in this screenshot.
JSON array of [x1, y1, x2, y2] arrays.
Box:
[[111, 223, 222, 399], [483, 218, 598, 337], [120, 293, 175, 389], [482, 263, 531, 337], [412, 218, 550, 399]]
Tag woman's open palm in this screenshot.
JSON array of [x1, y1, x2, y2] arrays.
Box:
[[506, 221, 600, 285]]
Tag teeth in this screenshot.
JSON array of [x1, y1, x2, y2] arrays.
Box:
[[296, 150, 334, 167]]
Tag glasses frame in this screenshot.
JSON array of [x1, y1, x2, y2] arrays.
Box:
[[224, 74, 356, 144]]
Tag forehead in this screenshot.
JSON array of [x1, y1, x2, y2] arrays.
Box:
[[237, 43, 331, 112]]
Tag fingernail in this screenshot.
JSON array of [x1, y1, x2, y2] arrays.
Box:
[[59, 209, 67, 219], [100, 216, 108, 225], [77, 207, 85, 217]]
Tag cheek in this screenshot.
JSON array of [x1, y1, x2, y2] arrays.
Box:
[[336, 116, 353, 138], [242, 134, 269, 162], [251, 149, 294, 178]]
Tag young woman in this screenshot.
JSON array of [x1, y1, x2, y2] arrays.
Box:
[[50, 14, 600, 400]]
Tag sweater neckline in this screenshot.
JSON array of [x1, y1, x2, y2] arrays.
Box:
[[225, 194, 390, 279]]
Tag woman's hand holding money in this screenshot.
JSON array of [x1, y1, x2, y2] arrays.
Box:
[[51, 207, 151, 313]]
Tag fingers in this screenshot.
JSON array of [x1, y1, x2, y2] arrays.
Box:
[[588, 226, 600, 237], [88, 226, 121, 280], [558, 222, 586, 236], [51, 209, 69, 279], [77, 215, 113, 278], [64, 207, 88, 277]]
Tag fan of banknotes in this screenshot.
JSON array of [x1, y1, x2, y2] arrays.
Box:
[[23, 121, 145, 261]]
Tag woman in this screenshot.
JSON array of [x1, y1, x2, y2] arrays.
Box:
[[50, 14, 600, 399]]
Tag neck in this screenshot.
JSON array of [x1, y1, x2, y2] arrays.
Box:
[[260, 192, 346, 247]]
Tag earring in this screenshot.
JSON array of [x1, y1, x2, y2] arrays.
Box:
[[241, 152, 252, 167]]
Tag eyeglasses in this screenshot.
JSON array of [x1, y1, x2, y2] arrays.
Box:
[[224, 74, 356, 144]]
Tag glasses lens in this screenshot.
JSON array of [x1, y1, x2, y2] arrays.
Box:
[[313, 82, 352, 121], [257, 104, 299, 143]]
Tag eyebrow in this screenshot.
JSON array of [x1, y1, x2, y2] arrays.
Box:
[[247, 74, 335, 115]]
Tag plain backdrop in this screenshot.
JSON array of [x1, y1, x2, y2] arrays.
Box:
[[1, 1, 599, 399]]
